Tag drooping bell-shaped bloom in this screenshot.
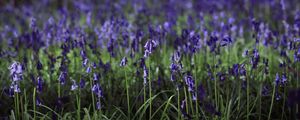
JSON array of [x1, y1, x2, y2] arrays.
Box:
[[37, 76, 43, 92], [144, 39, 158, 58], [80, 79, 85, 89], [220, 35, 232, 47], [58, 72, 67, 85], [92, 83, 103, 98], [9, 61, 23, 82], [86, 66, 91, 73], [143, 66, 148, 85], [184, 75, 195, 92], [71, 79, 78, 91], [120, 57, 128, 67]]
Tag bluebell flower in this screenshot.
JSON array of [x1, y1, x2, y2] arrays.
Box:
[[143, 66, 148, 85], [71, 79, 78, 91], [120, 57, 128, 67], [80, 79, 85, 89], [93, 73, 99, 81], [239, 64, 246, 76], [96, 101, 101, 110], [207, 35, 218, 53], [144, 39, 158, 58], [86, 66, 91, 73], [30, 17, 37, 30], [12, 83, 21, 93], [294, 48, 300, 62], [9, 61, 23, 81], [263, 58, 269, 74], [184, 75, 195, 92], [275, 73, 280, 86], [231, 64, 239, 76], [58, 72, 66, 85], [37, 76, 43, 92], [281, 73, 287, 85], [250, 49, 260, 69], [36, 97, 42, 106], [92, 62, 97, 69], [217, 72, 226, 81], [92, 83, 103, 98], [220, 35, 232, 46], [242, 49, 249, 57], [37, 61, 43, 70], [171, 50, 181, 63]]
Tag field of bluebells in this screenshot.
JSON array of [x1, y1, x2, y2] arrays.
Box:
[[1, 0, 300, 120]]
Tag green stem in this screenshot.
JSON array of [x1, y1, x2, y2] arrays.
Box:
[[90, 78, 95, 112], [183, 86, 188, 114], [268, 84, 276, 120], [33, 88, 36, 120], [125, 67, 130, 119], [76, 91, 81, 120], [148, 59, 152, 119], [177, 90, 181, 120], [188, 91, 194, 116], [16, 92, 20, 120]]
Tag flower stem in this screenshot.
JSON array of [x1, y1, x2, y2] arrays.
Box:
[[125, 67, 130, 119]]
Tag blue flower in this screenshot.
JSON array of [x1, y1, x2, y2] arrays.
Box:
[[143, 66, 148, 85], [80, 79, 85, 89], [71, 79, 78, 91], [92, 83, 103, 98], [184, 75, 195, 92], [37, 76, 43, 92], [220, 35, 232, 47], [86, 66, 91, 73], [93, 73, 99, 81], [144, 39, 158, 58], [275, 73, 280, 86], [96, 101, 102, 110], [120, 57, 128, 67], [58, 72, 67, 85], [9, 61, 23, 82]]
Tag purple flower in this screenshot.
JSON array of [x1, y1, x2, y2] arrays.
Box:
[[281, 74, 287, 85], [9, 61, 23, 82], [36, 97, 42, 106], [96, 101, 102, 110], [120, 57, 128, 67], [250, 49, 260, 69], [239, 64, 246, 76], [71, 79, 78, 91], [92, 83, 103, 98], [143, 66, 148, 85], [80, 79, 85, 89], [12, 83, 20, 93], [82, 58, 88, 67], [207, 35, 218, 53], [231, 64, 239, 76], [144, 39, 158, 58], [30, 17, 37, 30], [86, 66, 91, 73], [37, 76, 43, 92], [275, 73, 280, 86], [220, 35, 232, 46], [217, 72, 226, 81], [184, 75, 195, 92], [37, 61, 43, 70], [58, 72, 66, 85], [242, 49, 249, 57], [294, 48, 300, 62], [93, 73, 99, 81], [171, 51, 181, 63]]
